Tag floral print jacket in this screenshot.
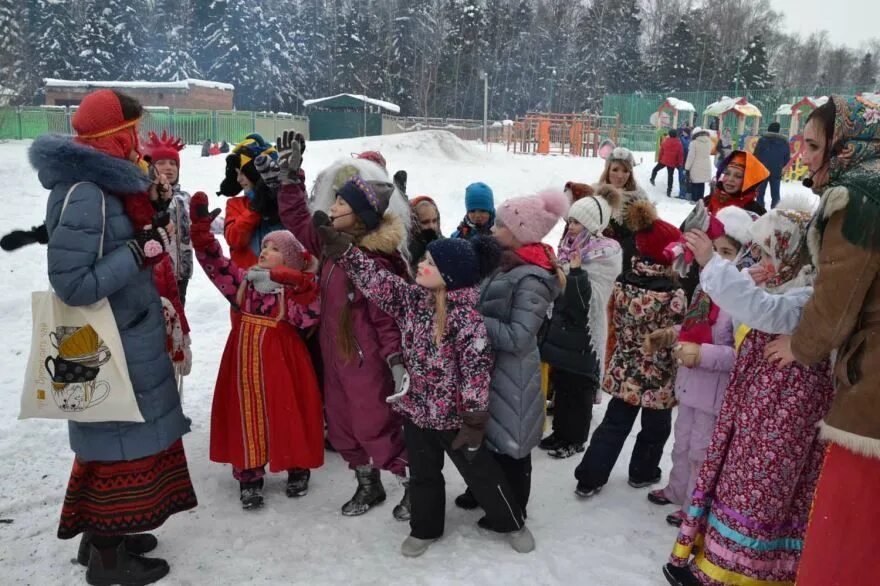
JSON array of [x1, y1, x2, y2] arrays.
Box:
[[337, 246, 493, 430], [602, 259, 687, 409]]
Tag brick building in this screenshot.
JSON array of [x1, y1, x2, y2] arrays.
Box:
[[43, 78, 235, 110]]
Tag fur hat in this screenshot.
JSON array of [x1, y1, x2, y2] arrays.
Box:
[[627, 199, 682, 265], [465, 182, 495, 213], [715, 206, 754, 247], [606, 147, 636, 168], [337, 174, 395, 231], [144, 130, 185, 166], [262, 230, 312, 271], [426, 236, 502, 290], [218, 134, 278, 196], [568, 185, 622, 235], [564, 181, 594, 202], [496, 189, 568, 245]]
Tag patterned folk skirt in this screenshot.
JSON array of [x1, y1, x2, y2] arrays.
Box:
[[58, 439, 197, 539]]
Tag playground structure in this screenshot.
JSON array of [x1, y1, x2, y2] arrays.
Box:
[[653, 97, 696, 129], [779, 96, 829, 183], [702, 97, 762, 149], [506, 112, 620, 157]]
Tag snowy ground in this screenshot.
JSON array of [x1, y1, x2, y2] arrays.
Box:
[[0, 132, 814, 585]]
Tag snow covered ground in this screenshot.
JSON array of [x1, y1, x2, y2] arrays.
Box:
[[0, 132, 814, 585]]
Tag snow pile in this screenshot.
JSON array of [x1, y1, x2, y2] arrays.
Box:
[[665, 97, 696, 112], [0, 133, 815, 585], [43, 78, 234, 91], [302, 94, 401, 114]]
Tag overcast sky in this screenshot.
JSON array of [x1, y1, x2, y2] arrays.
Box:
[[770, 0, 878, 47]]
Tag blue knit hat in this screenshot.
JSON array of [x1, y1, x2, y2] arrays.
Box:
[[426, 236, 501, 290], [465, 182, 495, 215]]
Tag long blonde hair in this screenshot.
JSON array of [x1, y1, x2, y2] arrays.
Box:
[[432, 288, 448, 347], [599, 158, 637, 192]]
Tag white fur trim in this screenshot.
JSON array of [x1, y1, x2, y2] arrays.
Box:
[[807, 186, 850, 264], [715, 206, 754, 247], [819, 421, 880, 459], [775, 192, 820, 214]]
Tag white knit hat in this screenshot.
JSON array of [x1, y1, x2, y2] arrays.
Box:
[[715, 206, 754, 247], [567, 185, 622, 235]]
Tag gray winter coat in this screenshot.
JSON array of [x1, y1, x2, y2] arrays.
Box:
[[31, 134, 190, 462], [479, 254, 561, 459]]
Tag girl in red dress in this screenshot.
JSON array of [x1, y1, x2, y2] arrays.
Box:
[[190, 192, 324, 510]]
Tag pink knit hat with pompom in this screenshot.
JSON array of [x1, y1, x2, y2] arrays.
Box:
[[262, 231, 312, 271], [495, 189, 569, 244]]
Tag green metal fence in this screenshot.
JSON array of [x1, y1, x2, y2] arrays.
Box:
[[0, 107, 308, 144], [602, 86, 869, 127]]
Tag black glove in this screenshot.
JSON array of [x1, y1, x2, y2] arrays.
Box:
[[276, 130, 305, 184], [313, 211, 354, 260], [218, 153, 242, 197], [128, 228, 167, 268], [1, 224, 49, 251], [451, 411, 490, 462], [254, 154, 281, 191], [249, 181, 280, 223], [393, 170, 407, 194]]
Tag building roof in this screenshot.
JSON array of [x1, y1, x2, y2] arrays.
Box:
[[704, 96, 762, 118], [44, 78, 234, 91], [302, 93, 401, 114], [661, 97, 696, 112]]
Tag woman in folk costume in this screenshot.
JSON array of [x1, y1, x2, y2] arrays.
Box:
[[270, 132, 411, 520], [190, 192, 323, 510], [539, 185, 623, 458], [32, 89, 196, 585], [574, 200, 686, 498], [664, 197, 835, 586], [762, 95, 880, 585]]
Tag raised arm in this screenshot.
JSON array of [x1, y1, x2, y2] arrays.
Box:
[[191, 192, 245, 303], [335, 245, 415, 324], [276, 172, 321, 256]]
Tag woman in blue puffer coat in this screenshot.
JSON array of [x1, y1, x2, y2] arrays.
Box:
[[31, 89, 196, 586]]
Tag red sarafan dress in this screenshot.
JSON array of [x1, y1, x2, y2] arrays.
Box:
[[196, 236, 324, 473]]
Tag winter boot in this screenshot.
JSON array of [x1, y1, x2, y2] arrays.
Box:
[[649, 176, 656, 186], [628, 474, 662, 489], [538, 433, 563, 451], [666, 188, 672, 198], [392, 477, 411, 521], [240, 479, 264, 510], [286, 468, 310, 498], [507, 526, 536, 554], [454, 487, 480, 510], [77, 533, 159, 566], [548, 443, 585, 459], [666, 511, 686, 527], [341, 466, 386, 516], [85, 538, 169, 586], [574, 482, 603, 498], [663, 563, 701, 586], [648, 489, 673, 506], [400, 535, 437, 558]]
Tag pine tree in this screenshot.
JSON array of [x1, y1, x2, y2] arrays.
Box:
[[651, 19, 697, 93], [71, 2, 116, 80], [195, 0, 230, 76], [154, 0, 202, 81], [206, 1, 257, 107], [855, 52, 878, 88], [30, 0, 79, 80], [108, 0, 152, 79], [0, 0, 29, 102], [733, 34, 773, 91]]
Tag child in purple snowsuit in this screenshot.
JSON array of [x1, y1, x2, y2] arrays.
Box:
[[644, 206, 755, 526]]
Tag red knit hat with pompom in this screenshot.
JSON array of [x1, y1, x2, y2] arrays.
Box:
[[627, 199, 682, 266]]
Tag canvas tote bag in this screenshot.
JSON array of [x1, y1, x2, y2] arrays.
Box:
[[20, 183, 144, 422]]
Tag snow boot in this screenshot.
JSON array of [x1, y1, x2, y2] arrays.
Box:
[[454, 488, 480, 510], [85, 538, 169, 586], [628, 474, 662, 489], [508, 526, 536, 554], [663, 563, 701, 586], [538, 432, 563, 451], [286, 468, 310, 498], [392, 477, 411, 521], [548, 443, 585, 459], [575, 482, 603, 498], [341, 466, 386, 516], [240, 479, 264, 510], [400, 535, 437, 558], [666, 511, 685, 527], [77, 533, 158, 566], [648, 489, 673, 506]]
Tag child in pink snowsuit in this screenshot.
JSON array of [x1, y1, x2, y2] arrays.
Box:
[[644, 207, 755, 526]]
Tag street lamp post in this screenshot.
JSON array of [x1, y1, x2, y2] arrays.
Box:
[[479, 70, 488, 145]]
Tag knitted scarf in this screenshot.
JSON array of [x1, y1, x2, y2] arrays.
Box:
[[515, 242, 557, 271]]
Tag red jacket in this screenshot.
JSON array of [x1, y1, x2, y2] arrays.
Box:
[[659, 137, 685, 168]]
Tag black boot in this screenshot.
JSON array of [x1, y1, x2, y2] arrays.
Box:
[[538, 432, 563, 451], [662, 563, 701, 586], [240, 478, 264, 510], [392, 478, 411, 521], [286, 469, 310, 498], [77, 533, 159, 566], [341, 466, 386, 516], [85, 537, 169, 586], [454, 487, 481, 510]]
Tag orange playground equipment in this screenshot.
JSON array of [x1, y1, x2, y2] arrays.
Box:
[[782, 96, 829, 183], [507, 112, 620, 156]]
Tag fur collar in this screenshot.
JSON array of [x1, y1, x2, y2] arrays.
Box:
[[807, 186, 850, 265], [356, 212, 406, 254], [29, 134, 150, 195], [820, 421, 880, 459]]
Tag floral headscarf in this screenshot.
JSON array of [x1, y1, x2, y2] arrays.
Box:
[[749, 205, 815, 292], [813, 95, 880, 250]]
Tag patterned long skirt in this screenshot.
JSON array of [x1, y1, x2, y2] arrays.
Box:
[[58, 439, 197, 539], [669, 330, 834, 585]]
